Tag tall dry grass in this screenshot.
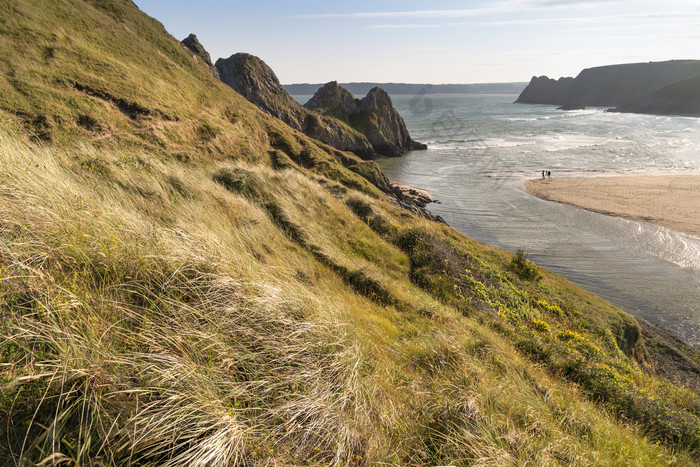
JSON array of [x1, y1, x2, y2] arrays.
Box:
[[1, 128, 695, 465]]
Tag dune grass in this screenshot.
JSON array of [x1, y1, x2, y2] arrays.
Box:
[[1, 0, 699, 464], [1, 129, 697, 465]]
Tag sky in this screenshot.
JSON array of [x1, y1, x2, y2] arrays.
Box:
[[134, 0, 700, 85]]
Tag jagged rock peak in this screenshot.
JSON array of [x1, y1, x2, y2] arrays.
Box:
[[216, 53, 303, 127], [304, 83, 426, 157], [181, 34, 219, 79], [215, 53, 375, 158], [304, 81, 359, 118], [359, 86, 427, 156]]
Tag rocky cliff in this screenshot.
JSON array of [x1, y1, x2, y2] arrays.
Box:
[[515, 76, 576, 106], [304, 80, 358, 119], [516, 60, 700, 116], [181, 34, 219, 79], [216, 53, 376, 158], [612, 74, 700, 116], [216, 55, 425, 158], [305, 81, 427, 157], [358, 87, 428, 156]]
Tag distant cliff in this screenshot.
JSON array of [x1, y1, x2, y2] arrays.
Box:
[[216, 54, 425, 158], [286, 82, 528, 96], [516, 60, 700, 116], [305, 81, 426, 157]]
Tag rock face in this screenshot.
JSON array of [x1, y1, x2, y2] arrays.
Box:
[[516, 60, 700, 117], [613, 74, 700, 116], [359, 87, 427, 156], [516, 76, 575, 106], [216, 55, 426, 158], [305, 82, 427, 157], [181, 34, 219, 79], [216, 53, 375, 159], [304, 81, 358, 119]]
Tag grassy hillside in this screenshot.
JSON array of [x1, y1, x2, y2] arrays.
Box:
[[1, 1, 699, 465]]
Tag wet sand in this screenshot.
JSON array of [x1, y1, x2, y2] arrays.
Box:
[[525, 175, 700, 238]]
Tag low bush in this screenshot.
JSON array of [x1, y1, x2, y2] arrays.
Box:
[[510, 250, 543, 281]]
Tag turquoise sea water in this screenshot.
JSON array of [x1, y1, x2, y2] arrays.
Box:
[[378, 94, 700, 350]]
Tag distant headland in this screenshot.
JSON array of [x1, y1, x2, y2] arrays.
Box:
[[284, 82, 528, 96], [516, 59, 700, 117]]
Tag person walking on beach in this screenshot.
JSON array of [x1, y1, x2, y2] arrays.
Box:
[[541, 170, 546, 179], [547, 170, 551, 178]]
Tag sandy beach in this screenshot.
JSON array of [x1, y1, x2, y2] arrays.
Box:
[[525, 175, 700, 238]]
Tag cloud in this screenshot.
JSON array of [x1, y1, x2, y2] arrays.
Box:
[[295, 0, 699, 21], [365, 24, 440, 29], [294, 2, 523, 19], [530, 0, 605, 6], [474, 11, 697, 26], [408, 46, 446, 51]]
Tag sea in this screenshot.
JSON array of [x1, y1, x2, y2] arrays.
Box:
[[295, 94, 700, 350]]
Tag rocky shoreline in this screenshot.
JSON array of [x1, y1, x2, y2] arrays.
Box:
[[387, 181, 444, 223]]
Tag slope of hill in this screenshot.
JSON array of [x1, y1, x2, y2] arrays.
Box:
[[614, 74, 700, 116], [1, 1, 699, 465], [516, 60, 700, 116]]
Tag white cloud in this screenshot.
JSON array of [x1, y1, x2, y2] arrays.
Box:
[[295, 0, 699, 21], [408, 46, 446, 51], [294, 2, 526, 19], [475, 11, 697, 26], [365, 24, 440, 29]]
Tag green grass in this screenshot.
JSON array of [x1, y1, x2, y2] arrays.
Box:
[[0, 0, 699, 465], [1, 128, 697, 465]]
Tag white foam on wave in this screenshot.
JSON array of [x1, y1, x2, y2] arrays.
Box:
[[615, 219, 700, 271], [427, 137, 538, 151], [502, 117, 538, 122], [540, 134, 609, 152]]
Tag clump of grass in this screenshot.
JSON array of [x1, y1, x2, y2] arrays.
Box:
[[531, 319, 551, 333], [346, 196, 373, 220], [212, 166, 268, 201], [197, 121, 219, 141]]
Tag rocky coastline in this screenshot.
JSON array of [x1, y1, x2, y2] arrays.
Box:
[[213, 52, 425, 160], [516, 60, 700, 117]]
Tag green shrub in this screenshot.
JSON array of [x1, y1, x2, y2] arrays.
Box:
[[531, 319, 550, 333], [510, 250, 543, 281]]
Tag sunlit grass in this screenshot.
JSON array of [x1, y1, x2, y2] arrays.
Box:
[[0, 0, 698, 464], [0, 129, 697, 465]]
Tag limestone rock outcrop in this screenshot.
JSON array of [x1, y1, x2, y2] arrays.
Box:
[[181, 34, 219, 79], [216, 53, 375, 159], [304, 81, 358, 120], [358, 87, 427, 156], [516, 76, 575, 106], [305, 82, 427, 157]]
